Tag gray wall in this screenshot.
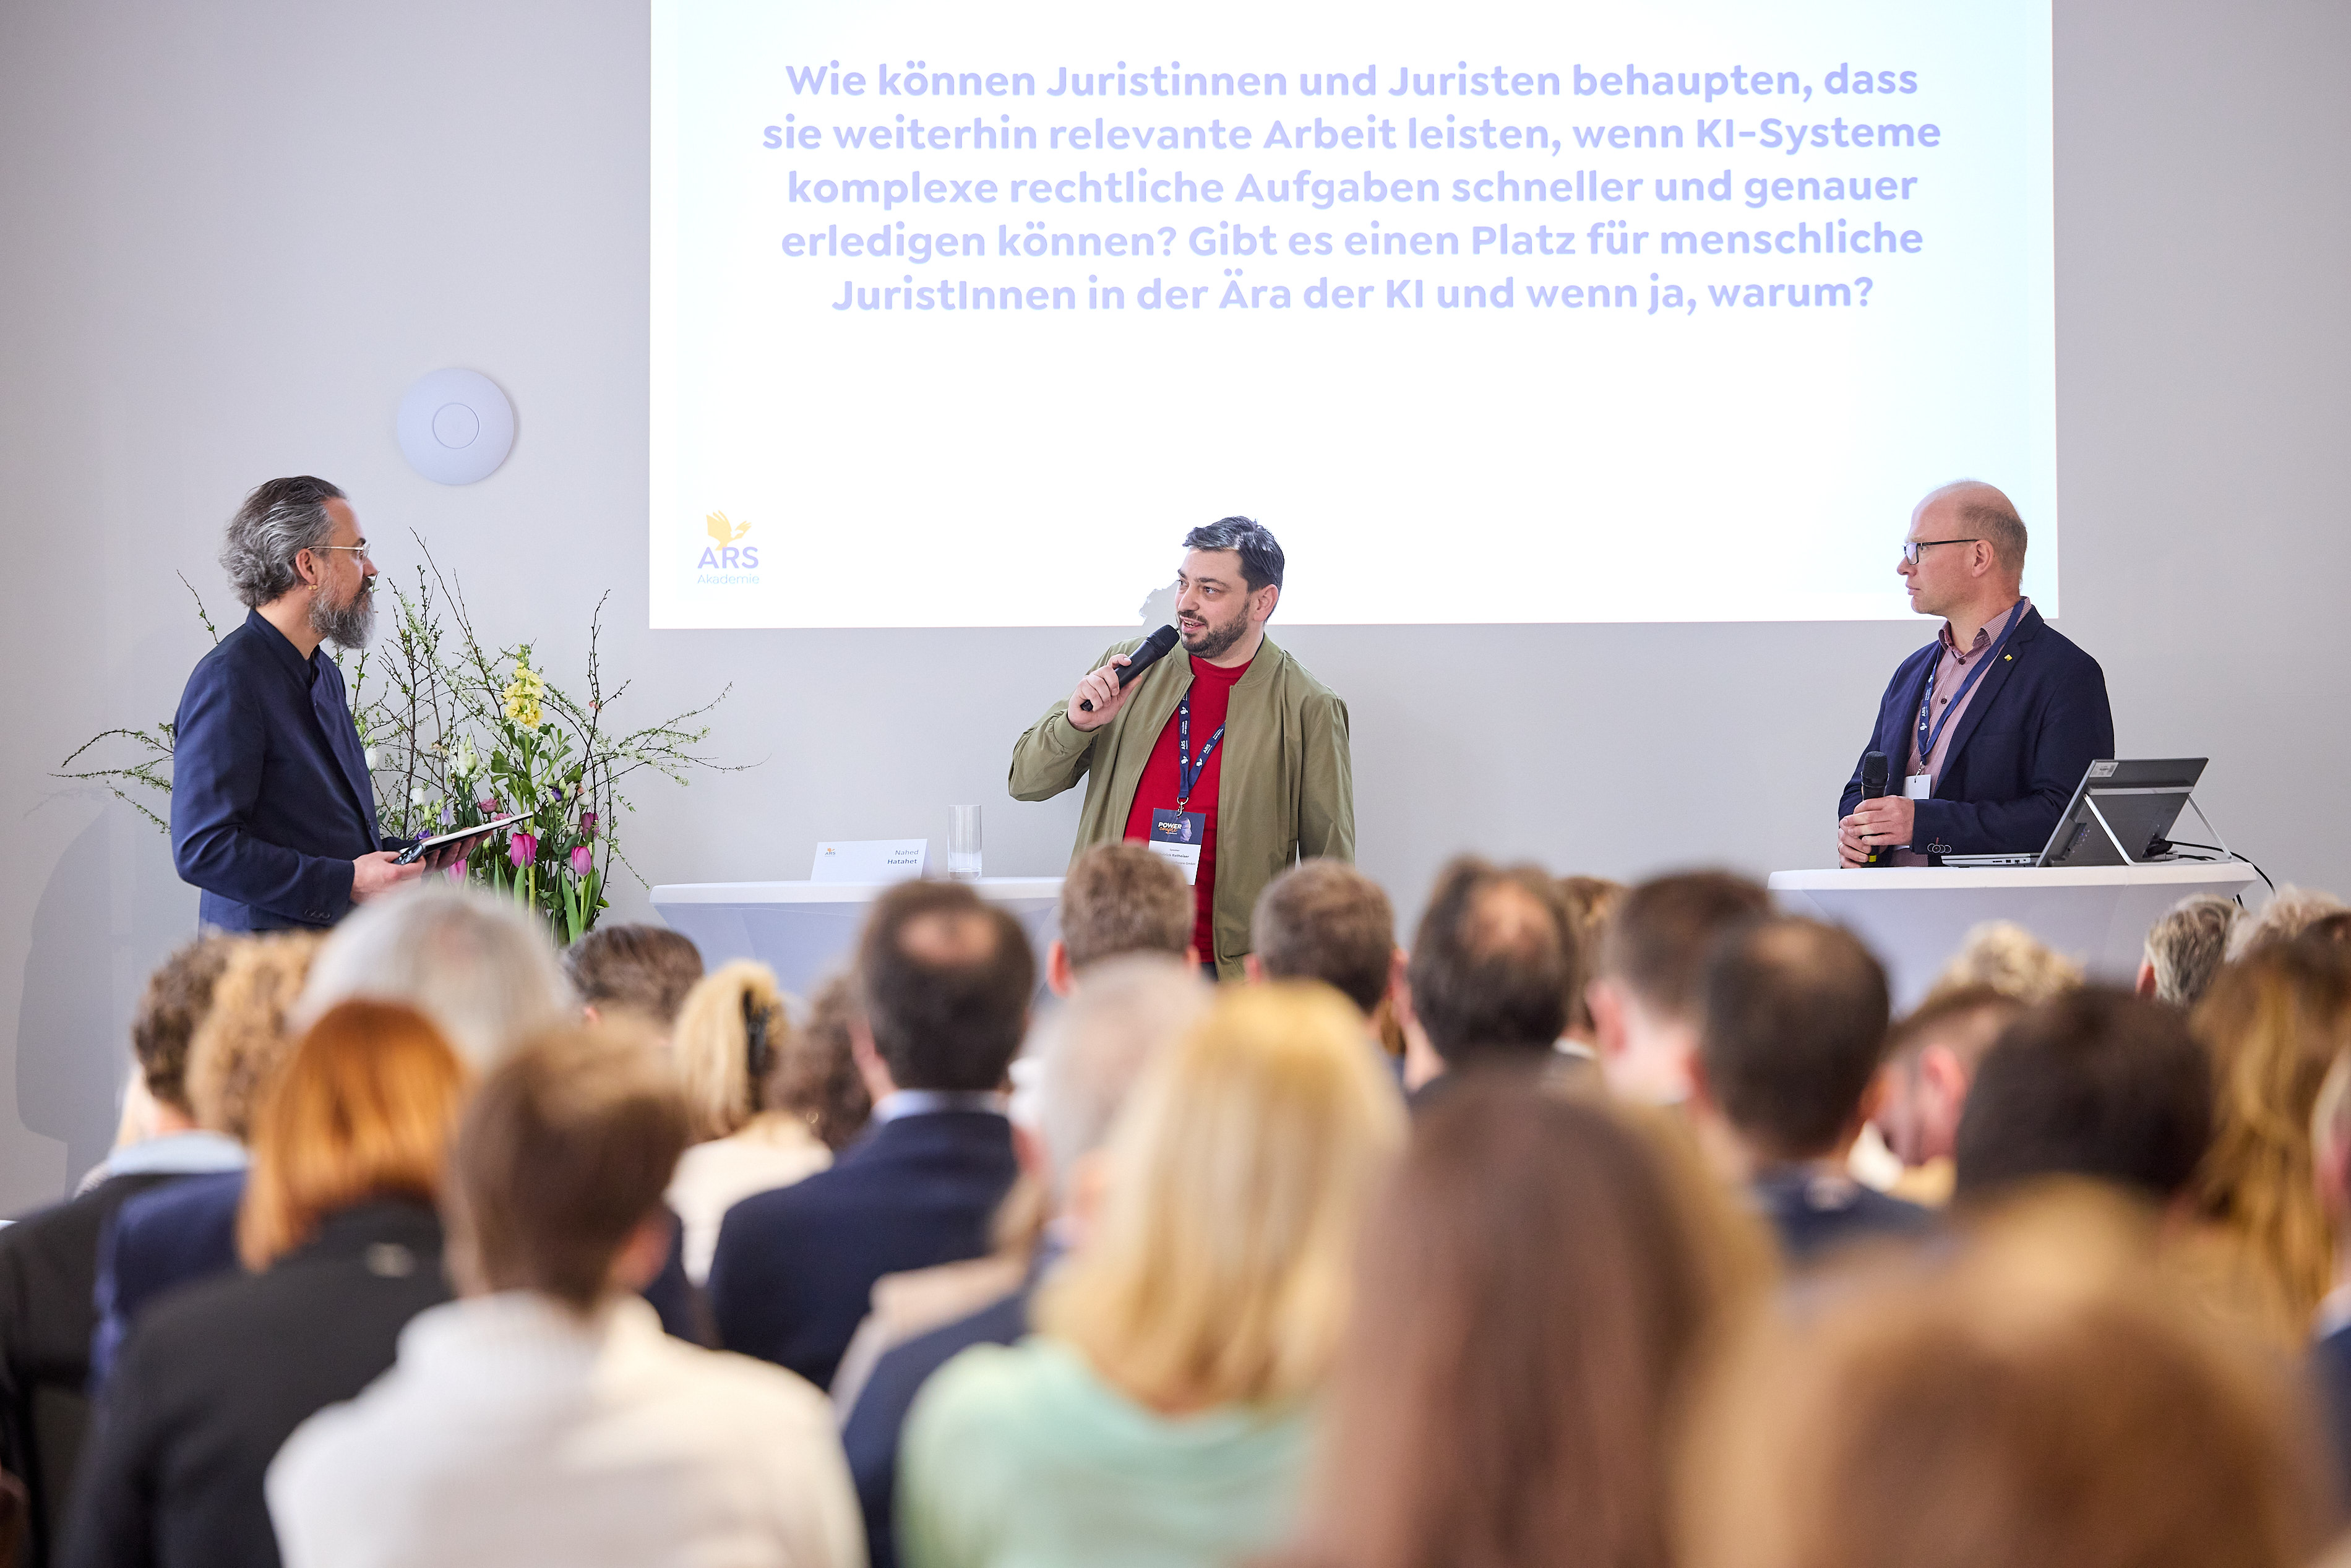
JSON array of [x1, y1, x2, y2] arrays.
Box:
[[2, 0, 2345, 1207]]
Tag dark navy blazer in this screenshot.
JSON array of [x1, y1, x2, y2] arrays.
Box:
[[1838, 606, 2115, 859], [169, 609, 390, 931], [706, 1110, 1018, 1392]]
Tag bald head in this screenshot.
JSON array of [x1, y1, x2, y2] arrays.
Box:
[[1915, 481, 2027, 580]]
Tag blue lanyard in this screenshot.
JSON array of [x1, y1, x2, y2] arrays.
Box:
[[1915, 600, 2025, 763], [1176, 694, 1224, 808]]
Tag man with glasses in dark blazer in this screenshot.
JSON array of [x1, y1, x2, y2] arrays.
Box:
[[170, 478, 421, 930], [1837, 481, 2114, 865]]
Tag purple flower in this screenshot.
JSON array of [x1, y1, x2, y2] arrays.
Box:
[[578, 811, 598, 841], [570, 844, 593, 878], [509, 831, 538, 868], [479, 797, 502, 817]]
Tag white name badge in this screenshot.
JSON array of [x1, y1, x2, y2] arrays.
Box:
[[1146, 808, 1205, 886], [1904, 774, 1933, 801], [810, 839, 929, 883]]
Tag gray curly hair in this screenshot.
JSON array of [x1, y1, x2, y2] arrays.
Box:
[[220, 476, 346, 609]]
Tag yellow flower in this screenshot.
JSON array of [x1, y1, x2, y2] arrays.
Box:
[[502, 658, 547, 731]]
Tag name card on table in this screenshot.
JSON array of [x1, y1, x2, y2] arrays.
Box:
[[810, 839, 929, 884]]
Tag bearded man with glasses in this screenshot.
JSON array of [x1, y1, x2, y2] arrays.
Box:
[[168, 477, 422, 929], [1836, 481, 2113, 867]]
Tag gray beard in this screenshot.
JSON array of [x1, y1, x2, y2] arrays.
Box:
[[1180, 614, 1247, 661], [310, 579, 377, 651]]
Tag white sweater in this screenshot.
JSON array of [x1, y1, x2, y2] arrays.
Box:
[[267, 1292, 866, 1568]]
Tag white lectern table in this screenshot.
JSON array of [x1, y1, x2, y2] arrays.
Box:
[[649, 878, 1065, 998], [1768, 862, 2259, 1011]]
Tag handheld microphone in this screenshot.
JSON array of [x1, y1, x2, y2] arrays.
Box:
[[1859, 751, 1890, 868], [1079, 623, 1180, 712]]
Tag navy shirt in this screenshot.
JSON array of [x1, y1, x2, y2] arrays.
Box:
[[1752, 1165, 1936, 1266], [170, 610, 387, 929]]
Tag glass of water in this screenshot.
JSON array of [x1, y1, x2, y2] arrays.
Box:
[[948, 804, 982, 880]]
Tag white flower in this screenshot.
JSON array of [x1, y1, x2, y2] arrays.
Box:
[[410, 785, 429, 805], [364, 746, 380, 768]]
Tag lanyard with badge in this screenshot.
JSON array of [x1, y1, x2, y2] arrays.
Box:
[[1145, 694, 1222, 886], [1907, 599, 2025, 800]]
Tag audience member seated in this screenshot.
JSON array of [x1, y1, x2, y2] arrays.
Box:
[[265, 1025, 862, 1568], [841, 956, 1207, 1568], [666, 962, 833, 1283], [1588, 872, 1772, 1105], [2138, 892, 2240, 1009], [293, 885, 575, 1068], [62, 1001, 466, 1568], [1270, 1076, 1767, 1568], [92, 933, 322, 1389], [1692, 917, 1933, 1264], [0, 936, 236, 1567], [783, 973, 876, 1154], [2228, 885, 2349, 962], [1922, 919, 2082, 1005], [1680, 1188, 2332, 1568], [898, 983, 1404, 1568], [1553, 874, 1626, 1057], [710, 879, 1031, 1389], [1952, 987, 2212, 1210], [1247, 859, 1401, 1026], [2305, 1045, 2351, 1507], [565, 923, 704, 1037], [2188, 935, 2351, 1345], [1867, 985, 2024, 1208], [1396, 857, 1577, 1099], [1045, 844, 1195, 995]]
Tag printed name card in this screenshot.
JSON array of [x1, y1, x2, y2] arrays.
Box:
[[810, 839, 929, 884]]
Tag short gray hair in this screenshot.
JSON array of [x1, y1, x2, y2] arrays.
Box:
[[1028, 954, 1208, 1201], [2143, 894, 2240, 1008], [296, 885, 574, 1068], [2228, 884, 2349, 962], [221, 476, 345, 609]]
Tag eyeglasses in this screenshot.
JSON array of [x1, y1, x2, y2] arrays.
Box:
[[306, 543, 372, 562], [1901, 538, 1978, 565]]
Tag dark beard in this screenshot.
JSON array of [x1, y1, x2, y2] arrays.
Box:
[[1180, 613, 1247, 661], [310, 578, 377, 651]]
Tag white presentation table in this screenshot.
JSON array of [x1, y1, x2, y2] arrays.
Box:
[[649, 877, 1065, 997], [1768, 862, 2261, 1011]]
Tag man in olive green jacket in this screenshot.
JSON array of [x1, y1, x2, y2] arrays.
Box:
[[1007, 520, 1354, 980]]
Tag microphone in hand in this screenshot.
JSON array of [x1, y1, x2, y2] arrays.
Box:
[[1859, 750, 1890, 868], [1079, 624, 1180, 713]]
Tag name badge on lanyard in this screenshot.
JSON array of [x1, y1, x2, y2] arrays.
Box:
[[1904, 774, 1932, 801], [1143, 694, 1222, 888]]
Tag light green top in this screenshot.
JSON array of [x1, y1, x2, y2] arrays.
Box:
[[897, 1336, 1315, 1568]]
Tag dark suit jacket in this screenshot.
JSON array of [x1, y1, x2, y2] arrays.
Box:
[[0, 1174, 183, 1568], [2311, 1324, 2351, 1512], [60, 1201, 448, 1568], [1837, 606, 2115, 859], [169, 609, 393, 931], [707, 1110, 1018, 1391], [91, 1177, 246, 1393], [1752, 1168, 1936, 1267], [841, 1279, 1033, 1568]]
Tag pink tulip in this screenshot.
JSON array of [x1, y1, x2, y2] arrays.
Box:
[[479, 797, 502, 816], [509, 831, 538, 868], [444, 862, 466, 883], [578, 811, 598, 841], [570, 844, 593, 878]]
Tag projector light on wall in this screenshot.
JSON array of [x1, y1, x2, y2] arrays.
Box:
[[396, 369, 515, 485]]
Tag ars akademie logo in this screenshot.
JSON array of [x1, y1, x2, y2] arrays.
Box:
[[696, 511, 759, 583]]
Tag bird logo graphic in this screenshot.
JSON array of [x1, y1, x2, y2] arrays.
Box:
[[695, 511, 760, 575], [706, 511, 750, 545]]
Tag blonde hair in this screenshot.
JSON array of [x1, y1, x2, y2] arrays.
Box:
[[238, 1001, 469, 1268], [671, 961, 789, 1142], [2191, 941, 2351, 1340], [1039, 983, 1405, 1412], [1679, 1188, 2329, 1568], [1923, 921, 2081, 1007], [186, 932, 324, 1141]]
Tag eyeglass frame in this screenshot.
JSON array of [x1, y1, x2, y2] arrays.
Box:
[[1900, 537, 1979, 566]]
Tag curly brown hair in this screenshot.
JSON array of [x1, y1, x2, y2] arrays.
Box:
[[771, 972, 872, 1151], [131, 934, 238, 1113], [185, 932, 324, 1142]]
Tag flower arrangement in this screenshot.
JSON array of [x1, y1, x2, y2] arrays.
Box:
[[61, 539, 744, 945]]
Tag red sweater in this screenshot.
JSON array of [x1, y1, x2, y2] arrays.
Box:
[[1121, 654, 1250, 960]]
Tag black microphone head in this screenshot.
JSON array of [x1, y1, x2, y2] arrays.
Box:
[[1862, 750, 1889, 794], [1143, 623, 1180, 656]]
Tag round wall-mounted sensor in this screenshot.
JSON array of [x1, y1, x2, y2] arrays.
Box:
[[396, 369, 515, 485]]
